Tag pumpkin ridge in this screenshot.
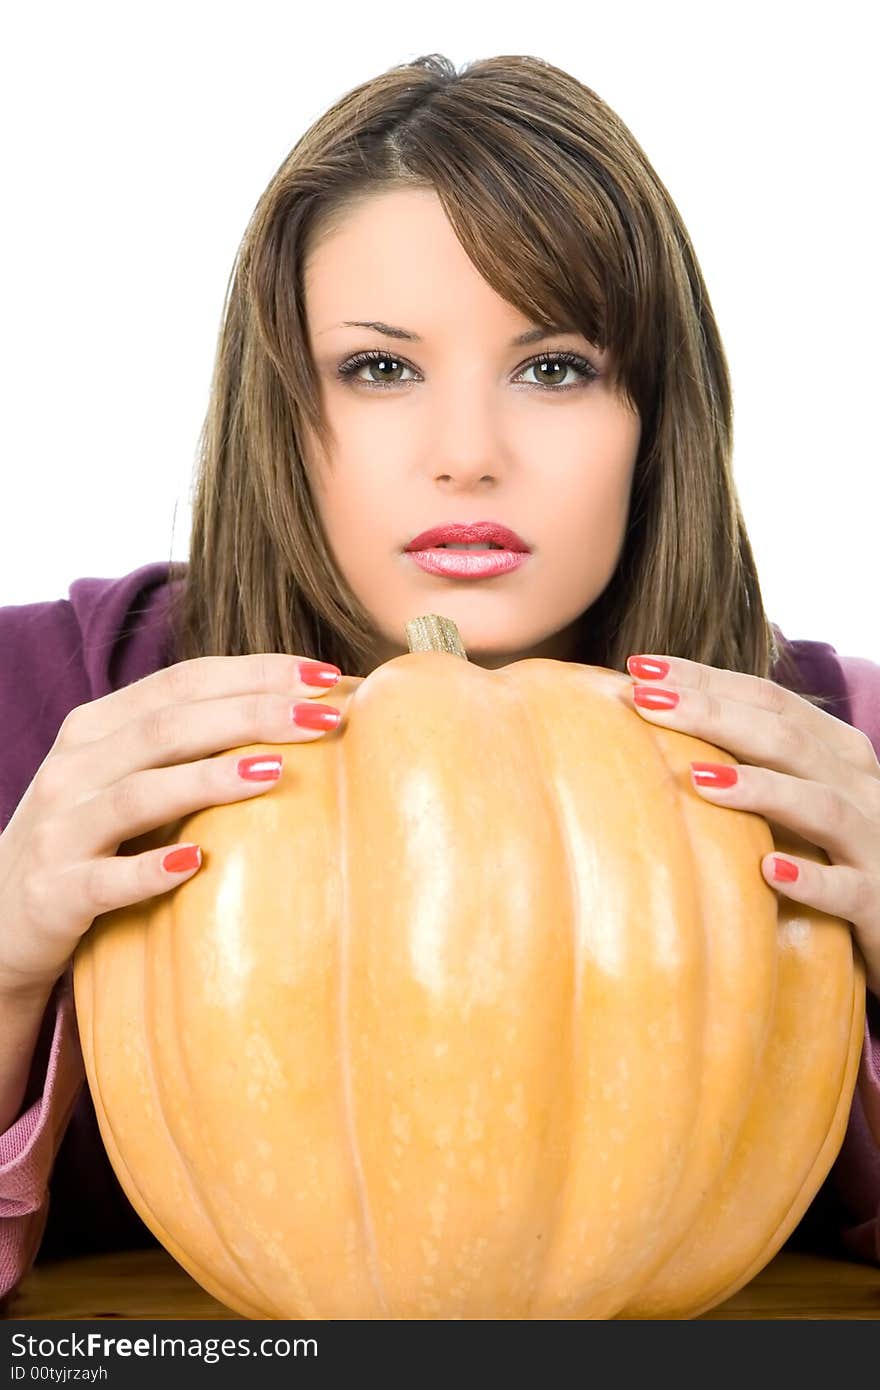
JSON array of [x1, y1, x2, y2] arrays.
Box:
[[500, 667, 579, 1313], [159, 884, 278, 1309], [80, 900, 273, 1314], [616, 716, 772, 1315], [615, 718, 716, 1311], [336, 698, 389, 1316], [685, 954, 866, 1317]]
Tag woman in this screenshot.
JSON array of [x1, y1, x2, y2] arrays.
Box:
[[1, 52, 877, 1311]]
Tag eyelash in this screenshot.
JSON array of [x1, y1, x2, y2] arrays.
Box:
[[335, 348, 600, 393]]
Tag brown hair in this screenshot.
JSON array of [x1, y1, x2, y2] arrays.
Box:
[[165, 52, 835, 709]]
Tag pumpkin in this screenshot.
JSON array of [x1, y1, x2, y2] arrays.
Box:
[[72, 614, 865, 1319]]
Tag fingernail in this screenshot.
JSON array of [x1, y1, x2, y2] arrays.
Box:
[[633, 685, 679, 710], [771, 856, 799, 882], [690, 761, 738, 788], [291, 702, 342, 730], [627, 656, 670, 680], [299, 660, 341, 687], [163, 844, 202, 874], [237, 755, 284, 781]]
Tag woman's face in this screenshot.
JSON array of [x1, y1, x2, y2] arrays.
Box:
[[303, 187, 641, 672]]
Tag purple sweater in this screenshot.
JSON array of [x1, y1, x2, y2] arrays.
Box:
[[1, 561, 879, 1308]]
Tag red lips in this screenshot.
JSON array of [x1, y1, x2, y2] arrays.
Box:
[[404, 522, 531, 552]]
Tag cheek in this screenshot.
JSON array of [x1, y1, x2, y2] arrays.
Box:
[[320, 477, 392, 575], [543, 445, 636, 575], [577, 413, 639, 523], [557, 459, 633, 538]]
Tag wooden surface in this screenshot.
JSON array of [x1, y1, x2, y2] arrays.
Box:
[[3, 1246, 879, 1319]]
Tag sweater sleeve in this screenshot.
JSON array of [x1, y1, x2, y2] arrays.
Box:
[[0, 969, 84, 1308], [0, 595, 92, 1310], [823, 652, 880, 1263], [0, 567, 174, 1310], [832, 994, 880, 1263]]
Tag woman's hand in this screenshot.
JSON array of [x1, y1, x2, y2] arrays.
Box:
[[625, 653, 880, 1000], [0, 654, 345, 1000]]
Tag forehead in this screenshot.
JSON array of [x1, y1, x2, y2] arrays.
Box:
[[304, 188, 514, 324]]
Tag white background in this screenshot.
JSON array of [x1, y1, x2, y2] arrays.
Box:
[[2, 1, 876, 660]]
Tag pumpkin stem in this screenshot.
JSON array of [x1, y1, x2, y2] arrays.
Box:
[[405, 614, 469, 660]]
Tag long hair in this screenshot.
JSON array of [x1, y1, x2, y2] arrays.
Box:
[[165, 52, 833, 708]]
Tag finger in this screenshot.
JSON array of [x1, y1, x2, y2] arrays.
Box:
[[631, 680, 880, 813], [41, 687, 344, 840], [689, 761, 879, 870], [53, 653, 343, 750], [76, 837, 207, 934], [81, 748, 295, 857], [628, 653, 878, 776], [759, 853, 880, 988]]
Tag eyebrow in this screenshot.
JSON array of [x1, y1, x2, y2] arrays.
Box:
[[331, 319, 578, 347]]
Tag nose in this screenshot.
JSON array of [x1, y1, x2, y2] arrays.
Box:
[[429, 382, 506, 487]]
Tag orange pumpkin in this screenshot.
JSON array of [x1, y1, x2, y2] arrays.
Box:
[[73, 614, 865, 1319]]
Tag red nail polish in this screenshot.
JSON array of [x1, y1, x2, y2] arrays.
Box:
[[237, 755, 283, 781], [299, 660, 341, 687], [627, 656, 670, 680], [291, 702, 342, 730], [163, 844, 202, 874], [690, 762, 738, 788], [772, 856, 799, 882], [633, 685, 679, 710]]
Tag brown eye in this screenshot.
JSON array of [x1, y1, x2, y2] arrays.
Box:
[[515, 352, 599, 391], [337, 351, 414, 386], [525, 360, 569, 386]]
